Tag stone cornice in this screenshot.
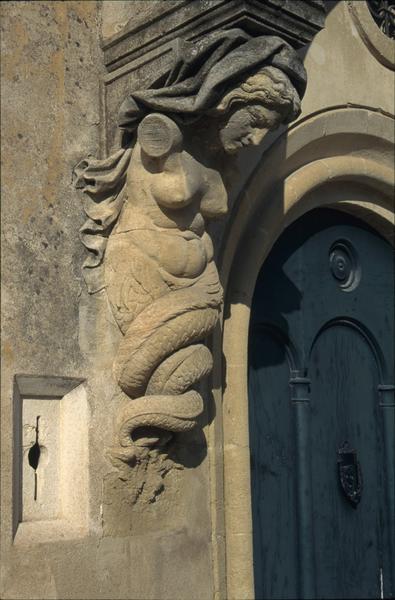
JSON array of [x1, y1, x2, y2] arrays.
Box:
[[102, 0, 326, 76]]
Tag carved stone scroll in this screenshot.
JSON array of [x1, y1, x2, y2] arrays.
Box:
[[75, 28, 306, 466]]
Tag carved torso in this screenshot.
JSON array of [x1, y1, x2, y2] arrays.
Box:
[[105, 141, 225, 333], [76, 31, 306, 464]]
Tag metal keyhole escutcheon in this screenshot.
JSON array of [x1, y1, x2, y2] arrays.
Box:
[[337, 441, 363, 508]]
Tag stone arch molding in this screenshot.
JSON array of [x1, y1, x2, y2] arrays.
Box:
[[219, 107, 394, 600]]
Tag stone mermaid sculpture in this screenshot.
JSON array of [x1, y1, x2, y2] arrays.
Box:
[[75, 29, 306, 464]]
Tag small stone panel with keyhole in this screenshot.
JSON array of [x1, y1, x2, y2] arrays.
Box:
[[12, 375, 87, 543], [22, 398, 61, 521]]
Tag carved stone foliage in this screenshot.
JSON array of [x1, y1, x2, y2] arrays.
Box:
[[75, 29, 306, 466]]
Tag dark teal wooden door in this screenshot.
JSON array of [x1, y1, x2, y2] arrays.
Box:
[[248, 209, 394, 600]]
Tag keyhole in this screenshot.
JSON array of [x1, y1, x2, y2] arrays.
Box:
[[27, 416, 41, 501]]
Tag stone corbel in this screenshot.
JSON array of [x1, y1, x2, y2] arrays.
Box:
[[75, 29, 306, 468]]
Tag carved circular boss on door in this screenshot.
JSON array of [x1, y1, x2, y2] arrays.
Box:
[[329, 240, 361, 291]]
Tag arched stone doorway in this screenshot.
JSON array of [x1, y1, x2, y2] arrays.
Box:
[[213, 107, 394, 599], [249, 206, 393, 599]]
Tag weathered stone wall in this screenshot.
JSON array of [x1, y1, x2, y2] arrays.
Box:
[[1, 1, 393, 599], [1, 1, 101, 597], [1, 2, 213, 598], [1, 0, 100, 382]]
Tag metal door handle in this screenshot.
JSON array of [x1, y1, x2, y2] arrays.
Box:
[[337, 441, 363, 508]]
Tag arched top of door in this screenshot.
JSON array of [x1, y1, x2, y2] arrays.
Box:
[[220, 106, 394, 309]]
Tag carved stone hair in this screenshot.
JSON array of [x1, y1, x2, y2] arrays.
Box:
[[212, 66, 301, 122]]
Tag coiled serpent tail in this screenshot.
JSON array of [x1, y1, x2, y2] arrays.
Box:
[[113, 279, 222, 462]]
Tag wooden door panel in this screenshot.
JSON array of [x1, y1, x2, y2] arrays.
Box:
[[249, 329, 298, 599], [248, 208, 394, 599], [310, 324, 382, 599]]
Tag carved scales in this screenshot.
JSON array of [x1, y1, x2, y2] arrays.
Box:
[[75, 29, 306, 464]]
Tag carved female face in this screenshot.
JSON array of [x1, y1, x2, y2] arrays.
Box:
[[219, 103, 282, 153]]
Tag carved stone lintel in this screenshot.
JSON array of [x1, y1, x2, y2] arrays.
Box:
[[103, 1, 326, 73], [75, 28, 307, 471]]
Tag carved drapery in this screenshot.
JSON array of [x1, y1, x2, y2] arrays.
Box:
[[75, 28, 306, 466]]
